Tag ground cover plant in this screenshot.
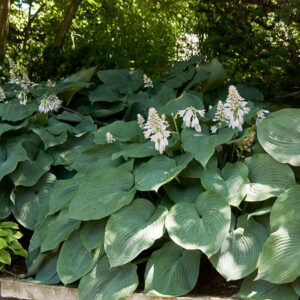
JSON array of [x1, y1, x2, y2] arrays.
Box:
[[0, 57, 299, 300]]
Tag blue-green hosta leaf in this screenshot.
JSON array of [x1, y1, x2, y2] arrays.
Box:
[[257, 224, 300, 284], [159, 93, 204, 116], [47, 133, 94, 166], [11, 173, 56, 230], [270, 185, 300, 232], [164, 180, 203, 203], [0, 142, 27, 181], [135, 154, 192, 192], [144, 241, 200, 297], [179, 160, 204, 179], [48, 174, 84, 215], [9, 150, 53, 187], [93, 121, 140, 144], [31, 208, 81, 252], [105, 199, 167, 267], [0, 180, 13, 219], [234, 273, 298, 300], [200, 58, 226, 92], [78, 256, 138, 300], [292, 277, 300, 296], [181, 125, 234, 168], [89, 85, 121, 103], [57, 231, 102, 284], [201, 162, 249, 207], [70, 143, 123, 173], [0, 99, 37, 121], [69, 168, 136, 221], [80, 219, 106, 252], [244, 154, 295, 202], [97, 69, 143, 93], [55, 111, 83, 122], [166, 191, 231, 256], [24, 253, 60, 285], [210, 217, 268, 280], [112, 142, 158, 160], [257, 109, 300, 166], [0, 120, 28, 141]]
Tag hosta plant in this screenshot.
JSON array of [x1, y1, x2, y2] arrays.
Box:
[[0, 57, 299, 300]]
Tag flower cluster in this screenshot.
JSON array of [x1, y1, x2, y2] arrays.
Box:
[[39, 95, 62, 114], [213, 101, 226, 126], [106, 132, 115, 144], [0, 87, 6, 102], [139, 108, 170, 154], [143, 74, 153, 88], [178, 107, 205, 133], [223, 85, 250, 131]]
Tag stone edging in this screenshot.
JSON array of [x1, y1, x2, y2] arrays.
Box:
[[0, 276, 235, 300]]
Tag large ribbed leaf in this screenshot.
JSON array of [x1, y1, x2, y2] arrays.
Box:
[[292, 277, 300, 296], [159, 93, 204, 116], [257, 224, 300, 284], [105, 199, 167, 267], [164, 181, 203, 203], [70, 144, 122, 173], [244, 154, 295, 202], [257, 109, 300, 166], [24, 253, 60, 285], [235, 273, 298, 300], [135, 154, 192, 192], [0, 99, 37, 121], [0, 142, 27, 181], [57, 231, 101, 284], [0, 120, 28, 140], [166, 191, 231, 256], [210, 217, 268, 280], [89, 85, 121, 103], [78, 256, 138, 300], [32, 208, 81, 252], [112, 142, 158, 159], [201, 162, 249, 207], [11, 173, 56, 230], [97, 69, 143, 93], [69, 168, 136, 220], [10, 150, 53, 187], [80, 219, 106, 252], [48, 174, 84, 215], [270, 185, 300, 232], [181, 126, 234, 168], [0, 180, 13, 219], [93, 121, 140, 144], [144, 241, 200, 297]]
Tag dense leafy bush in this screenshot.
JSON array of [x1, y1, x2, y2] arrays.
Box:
[[0, 57, 299, 299], [0, 221, 27, 270]]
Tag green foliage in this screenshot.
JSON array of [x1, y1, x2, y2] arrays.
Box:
[[0, 221, 27, 270], [0, 57, 299, 299]]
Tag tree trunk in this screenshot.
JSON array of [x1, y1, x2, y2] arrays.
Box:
[[0, 0, 11, 60], [54, 0, 83, 48]]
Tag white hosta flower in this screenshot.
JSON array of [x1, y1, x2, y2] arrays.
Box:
[[178, 106, 205, 133], [106, 132, 115, 144], [137, 114, 145, 129], [210, 125, 218, 134], [257, 109, 269, 122], [224, 85, 250, 131], [0, 87, 6, 102], [39, 94, 62, 114], [8, 59, 19, 84], [143, 74, 153, 88], [142, 107, 170, 154], [46, 79, 56, 87], [213, 100, 226, 126], [18, 91, 27, 105]]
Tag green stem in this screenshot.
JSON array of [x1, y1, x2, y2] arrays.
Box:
[[172, 114, 179, 134], [132, 256, 150, 265]]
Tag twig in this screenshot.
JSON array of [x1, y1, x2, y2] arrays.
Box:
[[1, 269, 21, 280]]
